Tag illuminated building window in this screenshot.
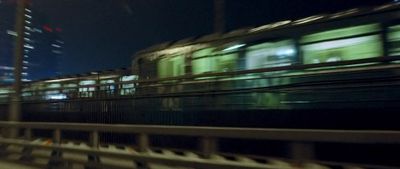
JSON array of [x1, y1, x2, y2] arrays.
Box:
[[7, 30, 18, 36], [51, 44, 61, 48], [33, 28, 43, 33], [24, 44, 34, 49], [52, 50, 62, 54], [301, 24, 383, 64]]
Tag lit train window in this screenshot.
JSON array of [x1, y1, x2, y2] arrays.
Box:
[[301, 24, 383, 64], [62, 84, 77, 95], [215, 46, 239, 72], [157, 55, 185, 78], [0, 88, 11, 99], [301, 24, 380, 43], [79, 80, 96, 86], [0, 88, 11, 94], [64, 83, 77, 88], [47, 83, 61, 89], [192, 46, 239, 74], [79, 80, 96, 97], [192, 48, 215, 59], [246, 40, 296, 69], [120, 75, 138, 95], [192, 47, 218, 74], [100, 79, 115, 94], [388, 25, 400, 56]]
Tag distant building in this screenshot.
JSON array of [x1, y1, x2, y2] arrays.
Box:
[[0, 1, 62, 84]]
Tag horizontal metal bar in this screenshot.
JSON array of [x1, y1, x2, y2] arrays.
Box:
[[0, 121, 399, 144]]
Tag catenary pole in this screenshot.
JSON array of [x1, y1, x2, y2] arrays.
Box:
[[8, 0, 27, 137], [214, 0, 225, 33]]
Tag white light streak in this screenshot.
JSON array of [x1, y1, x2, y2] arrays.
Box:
[[223, 44, 246, 51]]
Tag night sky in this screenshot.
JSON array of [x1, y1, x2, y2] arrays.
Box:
[[32, 0, 393, 75]]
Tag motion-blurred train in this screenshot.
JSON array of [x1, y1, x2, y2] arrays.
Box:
[[1, 2, 400, 129]]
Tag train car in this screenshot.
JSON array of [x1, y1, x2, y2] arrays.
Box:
[[130, 2, 400, 128]]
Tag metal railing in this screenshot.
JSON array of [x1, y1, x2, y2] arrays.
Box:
[[0, 121, 399, 169]]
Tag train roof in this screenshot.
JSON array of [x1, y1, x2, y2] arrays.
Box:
[[133, 2, 400, 58]]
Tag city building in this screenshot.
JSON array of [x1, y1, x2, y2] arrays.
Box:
[[0, 0, 62, 84]]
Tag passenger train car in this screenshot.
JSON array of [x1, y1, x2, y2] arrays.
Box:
[[1, 3, 400, 129]]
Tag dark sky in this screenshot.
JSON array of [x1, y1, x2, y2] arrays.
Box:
[[32, 0, 393, 75]]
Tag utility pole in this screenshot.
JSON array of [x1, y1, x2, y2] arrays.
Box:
[[214, 0, 225, 33], [8, 0, 26, 137]]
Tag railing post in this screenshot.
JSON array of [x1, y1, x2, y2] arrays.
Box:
[[137, 133, 149, 152], [289, 142, 315, 162], [24, 128, 32, 140], [90, 131, 99, 148], [20, 128, 33, 161], [200, 136, 218, 159], [48, 129, 68, 169], [135, 133, 149, 169], [53, 129, 61, 144], [87, 131, 101, 169]]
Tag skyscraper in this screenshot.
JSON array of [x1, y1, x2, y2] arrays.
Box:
[[0, 0, 62, 84]]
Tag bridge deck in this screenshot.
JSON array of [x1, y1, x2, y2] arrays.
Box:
[[0, 160, 43, 169], [0, 138, 301, 169], [0, 121, 399, 169]]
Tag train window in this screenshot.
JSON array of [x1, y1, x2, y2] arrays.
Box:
[[120, 75, 138, 95], [301, 24, 380, 43], [216, 53, 238, 72], [157, 55, 185, 78], [192, 48, 215, 59], [79, 80, 96, 86], [301, 24, 383, 64], [79, 80, 96, 97], [192, 46, 240, 74], [0, 88, 10, 98], [388, 25, 400, 56], [215, 45, 240, 72], [62, 83, 77, 97], [246, 40, 296, 69], [192, 47, 218, 74], [47, 83, 61, 89], [64, 83, 77, 88]]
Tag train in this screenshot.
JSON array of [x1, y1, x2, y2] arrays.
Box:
[[1, 2, 400, 129]]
